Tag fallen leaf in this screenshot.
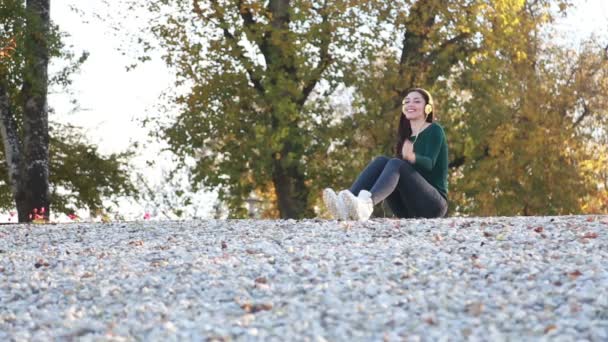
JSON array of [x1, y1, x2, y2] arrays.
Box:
[[241, 302, 273, 313], [34, 259, 49, 268], [424, 316, 437, 325], [544, 324, 557, 334], [534, 226, 543, 233], [483, 231, 493, 237], [568, 270, 582, 280], [150, 260, 169, 267], [586, 216, 595, 222], [128, 240, 144, 246], [254, 277, 268, 284], [466, 302, 484, 316], [581, 232, 598, 239], [221, 241, 227, 249]]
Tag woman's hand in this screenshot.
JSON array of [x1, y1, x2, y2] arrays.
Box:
[[401, 140, 416, 163]]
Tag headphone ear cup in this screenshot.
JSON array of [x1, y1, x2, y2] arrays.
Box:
[[424, 104, 433, 115]]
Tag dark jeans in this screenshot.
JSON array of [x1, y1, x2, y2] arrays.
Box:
[[349, 156, 448, 218]]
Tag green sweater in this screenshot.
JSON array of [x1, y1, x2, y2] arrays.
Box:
[[408, 122, 448, 200]]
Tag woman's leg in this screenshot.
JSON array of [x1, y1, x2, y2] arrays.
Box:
[[368, 158, 409, 205], [395, 162, 448, 218], [349, 156, 390, 196], [385, 190, 414, 218], [366, 158, 446, 218]]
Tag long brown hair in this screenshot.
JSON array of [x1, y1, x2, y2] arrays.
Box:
[[394, 88, 435, 157]]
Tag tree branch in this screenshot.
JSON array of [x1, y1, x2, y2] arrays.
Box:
[[423, 32, 472, 64], [261, 0, 293, 73], [236, 0, 268, 49], [236, 0, 256, 28], [196, 0, 265, 95], [573, 102, 591, 127], [449, 155, 466, 169], [299, 0, 333, 107]]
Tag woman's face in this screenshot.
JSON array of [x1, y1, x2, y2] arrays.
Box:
[[402, 91, 426, 121]]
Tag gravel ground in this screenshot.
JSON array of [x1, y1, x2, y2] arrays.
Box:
[[1, 216, 608, 341]]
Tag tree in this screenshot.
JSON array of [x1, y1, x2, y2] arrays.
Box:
[[340, 0, 607, 216], [0, 0, 52, 222], [446, 15, 608, 215], [133, 0, 384, 218], [560, 40, 608, 214], [0, 0, 137, 222], [133, 0, 605, 218], [311, 0, 592, 216]]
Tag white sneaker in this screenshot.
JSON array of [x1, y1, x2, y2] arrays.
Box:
[[322, 188, 348, 220], [340, 190, 374, 221], [337, 190, 352, 220]]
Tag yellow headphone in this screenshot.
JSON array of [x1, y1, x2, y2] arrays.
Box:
[[419, 88, 434, 117], [424, 103, 433, 116]]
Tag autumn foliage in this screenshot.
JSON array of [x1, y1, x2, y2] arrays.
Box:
[[115, 0, 608, 218]]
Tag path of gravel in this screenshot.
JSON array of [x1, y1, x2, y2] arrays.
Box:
[[1, 216, 608, 341]]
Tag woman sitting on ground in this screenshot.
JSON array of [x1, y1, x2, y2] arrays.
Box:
[[323, 88, 448, 221]]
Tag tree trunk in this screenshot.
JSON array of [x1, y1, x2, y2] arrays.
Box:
[[272, 155, 311, 219], [0, 84, 26, 217], [18, 0, 51, 222], [262, 0, 312, 219]]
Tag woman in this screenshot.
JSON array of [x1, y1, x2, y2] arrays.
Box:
[[323, 88, 448, 221]]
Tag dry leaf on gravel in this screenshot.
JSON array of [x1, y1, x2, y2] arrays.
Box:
[[254, 277, 268, 284], [241, 302, 273, 313], [466, 302, 484, 316], [544, 324, 557, 334], [34, 259, 49, 268], [568, 270, 582, 280], [581, 232, 598, 239]]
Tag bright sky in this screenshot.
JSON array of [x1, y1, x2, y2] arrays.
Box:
[[47, 1, 216, 221], [43, 0, 607, 220]]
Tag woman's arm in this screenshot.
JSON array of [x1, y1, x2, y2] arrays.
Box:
[[413, 126, 445, 171]]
